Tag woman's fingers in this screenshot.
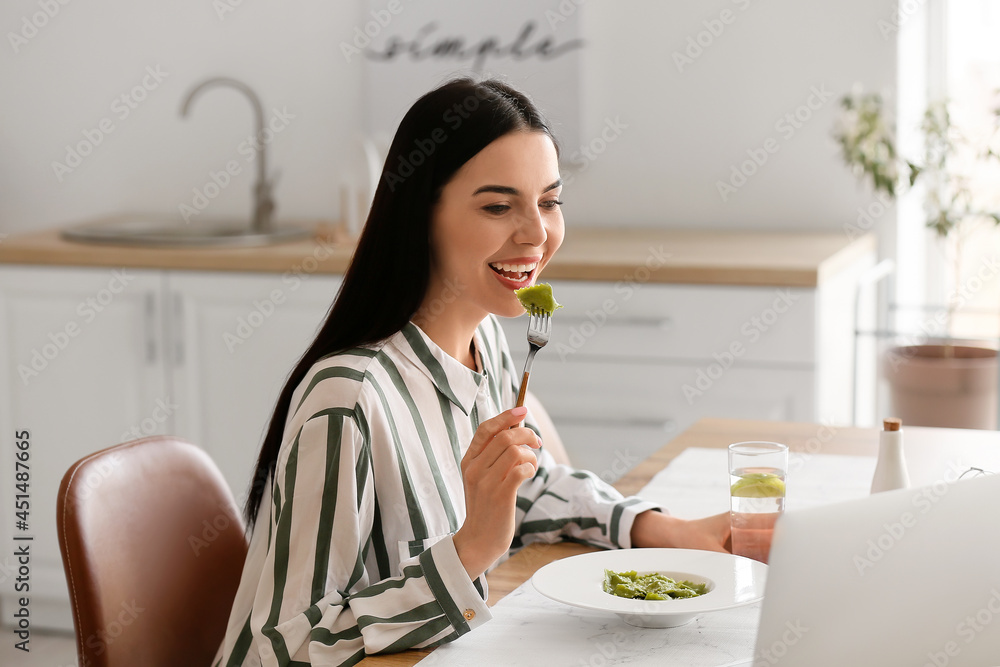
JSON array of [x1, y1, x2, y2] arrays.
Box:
[[477, 427, 541, 469], [465, 407, 530, 460], [464, 409, 541, 471], [463, 429, 540, 490], [494, 438, 538, 483]]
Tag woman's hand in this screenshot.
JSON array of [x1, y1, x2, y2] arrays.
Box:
[[453, 406, 540, 580], [630, 510, 733, 553]]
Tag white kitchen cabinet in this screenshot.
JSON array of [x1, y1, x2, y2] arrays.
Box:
[[0, 266, 338, 630], [513, 281, 817, 365], [500, 273, 871, 479], [167, 272, 340, 502], [0, 266, 167, 629]]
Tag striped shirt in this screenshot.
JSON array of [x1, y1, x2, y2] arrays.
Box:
[[214, 316, 660, 666]]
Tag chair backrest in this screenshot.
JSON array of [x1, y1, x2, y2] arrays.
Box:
[[57, 436, 248, 667], [525, 390, 571, 466]]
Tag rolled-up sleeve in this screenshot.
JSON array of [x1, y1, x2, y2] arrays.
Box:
[[511, 442, 661, 551]]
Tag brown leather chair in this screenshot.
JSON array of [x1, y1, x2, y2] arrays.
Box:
[[57, 436, 248, 667]]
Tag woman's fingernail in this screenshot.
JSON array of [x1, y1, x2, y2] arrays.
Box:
[[511, 406, 528, 417]]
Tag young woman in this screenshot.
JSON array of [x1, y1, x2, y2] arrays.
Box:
[[214, 78, 730, 667]]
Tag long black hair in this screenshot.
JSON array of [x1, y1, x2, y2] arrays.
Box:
[[244, 78, 558, 528]]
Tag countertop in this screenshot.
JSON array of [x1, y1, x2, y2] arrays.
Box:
[[0, 223, 875, 288]]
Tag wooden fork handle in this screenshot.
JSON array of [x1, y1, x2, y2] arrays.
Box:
[[514, 370, 530, 410], [509, 371, 531, 431]]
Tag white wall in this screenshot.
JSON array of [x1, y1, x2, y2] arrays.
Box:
[[0, 0, 895, 236], [0, 0, 364, 234], [573, 1, 897, 231]]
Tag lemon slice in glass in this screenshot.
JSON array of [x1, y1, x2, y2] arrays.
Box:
[[730, 472, 786, 498]]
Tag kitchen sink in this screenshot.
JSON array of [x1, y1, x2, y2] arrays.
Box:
[[60, 78, 314, 248], [60, 217, 313, 247]]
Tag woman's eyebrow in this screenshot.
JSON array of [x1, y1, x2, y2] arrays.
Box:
[[472, 179, 563, 196], [473, 184, 518, 196]]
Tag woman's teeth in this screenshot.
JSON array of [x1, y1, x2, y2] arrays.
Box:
[[489, 262, 537, 280], [490, 261, 537, 273]]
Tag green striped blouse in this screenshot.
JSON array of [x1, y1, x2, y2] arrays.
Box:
[[214, 316, 659, 667]]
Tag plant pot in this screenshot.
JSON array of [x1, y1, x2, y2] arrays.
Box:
[[882, 344, 998, 429]]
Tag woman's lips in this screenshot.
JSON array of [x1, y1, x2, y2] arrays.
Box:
[[489, 264, 535, 289]]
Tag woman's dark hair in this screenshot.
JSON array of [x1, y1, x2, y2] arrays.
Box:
[[244, 77, 558, 528]]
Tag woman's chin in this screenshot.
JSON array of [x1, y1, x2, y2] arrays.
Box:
[[494, 300, 529, 319]]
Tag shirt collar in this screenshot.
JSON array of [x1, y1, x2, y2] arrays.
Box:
[[389, 321, 487, 416]]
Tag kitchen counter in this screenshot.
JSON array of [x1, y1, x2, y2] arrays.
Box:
[[0, 224, 875, 288]]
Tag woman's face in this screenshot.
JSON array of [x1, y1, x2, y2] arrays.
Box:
[[427, 130, 564, 320]]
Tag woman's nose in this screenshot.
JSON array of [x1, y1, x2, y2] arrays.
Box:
[[513, 208, 547, 246]]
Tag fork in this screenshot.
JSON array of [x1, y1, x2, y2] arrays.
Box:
[[514, 306, 552, 412]]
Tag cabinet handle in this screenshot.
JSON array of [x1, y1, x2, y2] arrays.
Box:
[[553, 415, 677, 432], [559, 316, 674, 330], [144, 293, 158, 364], [173, 293, 184, 367]]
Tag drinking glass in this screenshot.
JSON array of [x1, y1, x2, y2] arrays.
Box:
[[728, 441, 788, 563]]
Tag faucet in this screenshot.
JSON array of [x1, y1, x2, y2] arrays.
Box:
[[181, 77, 275, 233]]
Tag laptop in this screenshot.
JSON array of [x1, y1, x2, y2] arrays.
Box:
[[748, 472, 1000, 667]]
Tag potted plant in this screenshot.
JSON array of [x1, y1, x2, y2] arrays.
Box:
[[835, 91, 1000, 429]]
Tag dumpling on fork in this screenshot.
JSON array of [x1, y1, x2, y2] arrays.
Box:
[[514, 283, 562, 316]]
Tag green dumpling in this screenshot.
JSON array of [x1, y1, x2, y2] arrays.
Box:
[[514, 283, 562, 316], [602, 568, 709, 600]]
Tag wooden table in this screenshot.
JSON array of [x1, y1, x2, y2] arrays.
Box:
[[362, 417, 1000, 666]]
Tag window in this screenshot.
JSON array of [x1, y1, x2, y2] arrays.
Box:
[[942, 0, 1000, 340]]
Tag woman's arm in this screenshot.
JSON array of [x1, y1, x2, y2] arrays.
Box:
[[490, 317, 658, 551], [630, 509, 732, 552], [511, 433, 731, 554], [241, 412, 490, 666], [490, 317, 728, 554], [511, 441, 660, 550]]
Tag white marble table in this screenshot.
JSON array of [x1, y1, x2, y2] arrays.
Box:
[[418, 576, 761, 667], [416, 448, 876, 666], [361, 418, 1000, 667]]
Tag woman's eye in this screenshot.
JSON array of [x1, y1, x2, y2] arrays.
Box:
[[540, 199, 564, 209], [482, 204, 510, 214]]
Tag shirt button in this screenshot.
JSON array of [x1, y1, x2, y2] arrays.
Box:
[[463, 609, 476, 621]]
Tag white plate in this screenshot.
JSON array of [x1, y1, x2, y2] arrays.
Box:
[[531, 548, 767, 628]]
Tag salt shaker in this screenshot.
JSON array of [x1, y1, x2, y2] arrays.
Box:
[[870, 417, 910, 493]]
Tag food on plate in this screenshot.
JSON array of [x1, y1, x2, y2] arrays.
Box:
[[602, 569, 708, 600], [514, 283, 562, 316], [730, 472, 786, 498]]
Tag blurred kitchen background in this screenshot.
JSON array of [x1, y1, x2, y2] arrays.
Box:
[[1, 0, 999, 661], [4, 0, 895, 232], [2, 0, 997, 324]]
